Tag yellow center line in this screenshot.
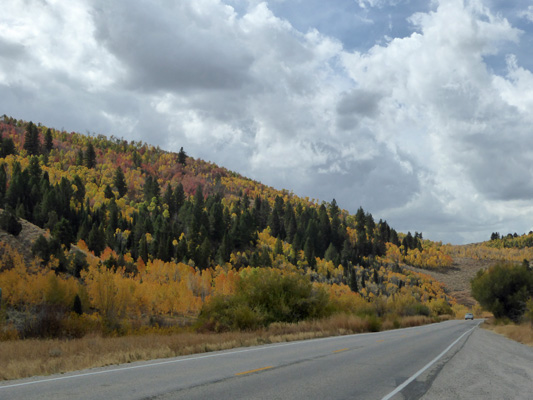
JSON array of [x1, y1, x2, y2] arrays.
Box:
[[334, 348, 349, 353], [235, 366, 273, 376], [376, 339, 385, 343]]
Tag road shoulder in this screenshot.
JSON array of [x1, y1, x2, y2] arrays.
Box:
[[420, 326, 533, 400]]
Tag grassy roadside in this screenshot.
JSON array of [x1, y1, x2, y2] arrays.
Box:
[[482, 318, 533, 347], [0, 314, 438, 381]]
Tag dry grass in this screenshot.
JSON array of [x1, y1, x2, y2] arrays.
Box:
[[0, 314, 434, 381], [483, 319, 533, 347]]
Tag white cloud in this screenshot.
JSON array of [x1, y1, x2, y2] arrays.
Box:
[[1, 0, 533, 243], [520, 6, 533, 22], [357, 0, 403, 9], [340, 0, 531, 239]]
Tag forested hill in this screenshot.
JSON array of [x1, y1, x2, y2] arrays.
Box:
[[0, 116, 413, 271], [0, 116, 458, 336]]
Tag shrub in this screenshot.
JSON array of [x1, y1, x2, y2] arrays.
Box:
[[471, 262, 533, 322], [197, 269, 332, 331], [428, 298, 453, 316]]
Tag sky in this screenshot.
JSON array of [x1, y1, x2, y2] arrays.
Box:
[[2, 0, 533, 244]]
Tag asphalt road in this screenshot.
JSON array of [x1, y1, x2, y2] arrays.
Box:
[[0, 320, 485, 400]]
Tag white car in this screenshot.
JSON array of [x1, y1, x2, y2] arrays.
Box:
[[465, 313, 474, 320]]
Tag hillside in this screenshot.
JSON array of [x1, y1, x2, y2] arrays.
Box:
[[405, 257, 492, 307], [410, 237, 533, 307], [0, 116, 464, 338]]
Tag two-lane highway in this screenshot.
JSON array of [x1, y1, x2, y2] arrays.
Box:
[[0, 320, 481, 399]]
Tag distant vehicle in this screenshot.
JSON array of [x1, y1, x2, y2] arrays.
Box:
[[465, 313, 474, 320]]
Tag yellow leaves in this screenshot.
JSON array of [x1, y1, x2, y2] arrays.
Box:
[[448, 241, 533, 263], [381, 242, 453, 269], [0, 243, 78, 309]]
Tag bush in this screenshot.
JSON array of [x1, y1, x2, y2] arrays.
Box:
[[0, 208, 22, 236], [197, 269, 332, 331], [471, 262, 533, 322]]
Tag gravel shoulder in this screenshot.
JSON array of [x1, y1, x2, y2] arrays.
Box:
[[420, 325, 533, 400]]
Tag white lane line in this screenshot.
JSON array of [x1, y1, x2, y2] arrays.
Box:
[[0, 319, 464, 391], [381, 322, 480, 400], [0, 341, 298, 390]]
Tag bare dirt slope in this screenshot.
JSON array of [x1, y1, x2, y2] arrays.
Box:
[[0, 215, 95, 268], [0, 217, 50, 266], [405, 257, 493, 306]]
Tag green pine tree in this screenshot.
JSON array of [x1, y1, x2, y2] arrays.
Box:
[[84, 142, 96, 169], [44, 128, 53, 152], [113, 167, 127, 198]]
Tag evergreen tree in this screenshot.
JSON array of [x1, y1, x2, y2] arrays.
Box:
[[72, 294, 83, 315], [340, 239, 354, 267], [132, 151, 142, 168], [163, 184, 173, 211], [178, 146, 187, 165], [53, 217, 74, 248], [324, 243, 339, 264], [274, 237, 284, 256], [138, 235, 149, 263], [284, 203, 297, 242], [44, 128, 53, 152], [173, 183, 185, 213], [0, 206, 22, 236], [88, 223, 106, 256], [196, 237, 212, 269], [23, 121, 40, 156], [216, 234, 232, 264], [113, 167, 127, 198], [0, 164, 6, 206], [269, 196, 285, 239], [304, 237, 316, 269], [329, 199, 343, 249], [84, 142, 96, 169], [349, 268, 358, 293], [32, 234, 52, 264], [143, 175, 160, 202], [72, 175, 86, 203], [5, 162, 24, 210], [317, 205, 331, 257], [0, 136, 16, 157], [208, 199, 225, 242]]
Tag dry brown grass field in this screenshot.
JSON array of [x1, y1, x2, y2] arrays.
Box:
[[483, 319, 533, 347], [0, 314, 433, 381]]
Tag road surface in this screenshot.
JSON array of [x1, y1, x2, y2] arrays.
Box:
[[3, 319, 526, 399]]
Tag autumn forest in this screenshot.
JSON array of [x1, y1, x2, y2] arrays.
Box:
[[0, 116, 463, 339]]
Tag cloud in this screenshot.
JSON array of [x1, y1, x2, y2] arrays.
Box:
[[339, 0, 531, 240], [520, 6, 533, 22], [1, 0, 533, 243], [92, 0, 253, 92], [357, 0, 401, 9]]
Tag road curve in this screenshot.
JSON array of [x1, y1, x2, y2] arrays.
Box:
[[0, 320, 482, 400]]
